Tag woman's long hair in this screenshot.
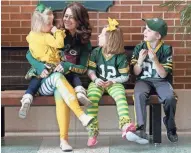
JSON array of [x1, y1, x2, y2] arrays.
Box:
[[62, 2, 92, 44]]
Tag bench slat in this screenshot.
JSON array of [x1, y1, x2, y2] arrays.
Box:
[[1, 90, 158, 106]]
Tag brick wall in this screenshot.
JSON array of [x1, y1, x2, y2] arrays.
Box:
[[1, 0, 191, 89]]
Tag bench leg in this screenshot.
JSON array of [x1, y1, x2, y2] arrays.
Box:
[[149, 105, 152, 136], [152, 104, 161, 144], [1, 106, 5, 137]]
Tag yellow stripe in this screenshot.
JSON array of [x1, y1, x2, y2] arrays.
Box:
[[146, 41, 163, 53], [89, 97, 100, 101], [119, 67, 129, 73], [163, 65, 172, 69], [163, 63, 172, 66], [88, 62, 96, 68], [87, 108, 98, 112]]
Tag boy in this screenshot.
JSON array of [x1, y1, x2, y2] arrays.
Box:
[[127, 18, 178, 144]]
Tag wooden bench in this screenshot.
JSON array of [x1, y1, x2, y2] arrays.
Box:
[[1, 47, 162, 144], [1, 90, 162, 144]]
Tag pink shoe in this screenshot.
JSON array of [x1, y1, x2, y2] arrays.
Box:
[[87, 136, 98, 147], [122, 123, 136, 139]]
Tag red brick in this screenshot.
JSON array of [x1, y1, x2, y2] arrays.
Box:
[[174, 77, 191, 83], [121, 13, 141, 19], [165, 20, 174, 26], [173, 84, 184, 89], [132, 6, 152, 12], [89, 12, 98, 19], [121, 1, 141, 5], [153, 6, 171, 12], [142, 13, 163, 19], [186, 56, 191, 61], [2, 28, 10, 34], [132, 34, 143, 40], [2, 35, 21, 41], [1, 14, 9, 20], [22, 35, 27, 41], [54, 12, 63, 19], [173, 56, 185, 62], [21, 6, 35, 13], [10, 1, 31, 5], [2, 6, 20, 13], [1, 1, 9, 5], [186, 41, 191, 48], [185, 84, 191, 89], [173, 70, 185, 76], [2, 21, 20, 27], [21, 21, 31, 27], [164, 13, 180, 19], [90, 20, 97, 27], [163, 34, 174, 41], [110, 6, 130, 12], [10, 14, 31, 20], [91, 34, 98, 40], [118, 20, 131, 26], [11, 41, 28, 47], [143, 1, 163, 4], [31, 1, 38, 5], [174, 48, 191, 55], [90, 40, 97, 46], [165, 41, 184, 47], [124, 41, 140, 46], [186, 70, 191, 75], [131, 20, 144, 26], [121, 27, 141, 33], [123, 34, 131, 40], [175, 34, 191, 40], [11, 28, 30, 34], [1, 41, 11, 46], [174, 63, 191, 69], [99, 13, 119, 19]]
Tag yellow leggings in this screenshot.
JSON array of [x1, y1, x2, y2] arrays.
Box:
[[39, 72, 84, 139]]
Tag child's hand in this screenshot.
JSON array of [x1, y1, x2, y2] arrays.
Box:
[[95, 78, 105, 87], [104, 81, 113, 88], [54, 64, 64, 73], [51, 26, 58, 34], [138, 49, 147, 65], [148, 49, 157, 62], [40, 69, 50, 78]]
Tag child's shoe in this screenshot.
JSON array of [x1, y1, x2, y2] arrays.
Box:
[[122, 123, 136, 138], [79, 114, 94, 126], [75, 86, 92, 107], [60, 139, 73, 152], [87, 136, 98, 147], [126, 130, 149, 144], [19, 94, 33, 119]]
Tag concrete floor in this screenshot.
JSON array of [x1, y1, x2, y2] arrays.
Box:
[[1, 133, 191, 153]]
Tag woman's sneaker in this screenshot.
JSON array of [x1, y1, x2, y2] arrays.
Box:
[[19, 94, 33, 119], [60, 139, 73, 152], [163, 116, 178, 143], [87, 136, 98, 147]]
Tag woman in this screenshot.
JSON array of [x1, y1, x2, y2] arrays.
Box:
[[26, 2, 93, 152]]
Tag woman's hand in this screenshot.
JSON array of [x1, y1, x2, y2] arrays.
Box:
[[40, 69, 50, 78], [54, 64, 64, 73], [51, 26, 58, 34]]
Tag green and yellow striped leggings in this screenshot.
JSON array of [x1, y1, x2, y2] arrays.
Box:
[[86, 82, 131, 137]]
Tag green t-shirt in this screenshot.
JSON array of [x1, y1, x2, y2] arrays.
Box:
[[88, 47, 129, 81], [131, 41, 173, 80]]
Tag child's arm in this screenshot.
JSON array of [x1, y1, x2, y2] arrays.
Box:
[[152, 46, 173, 78], [87, 69, 105, 87], [45, 27, 66, 49]]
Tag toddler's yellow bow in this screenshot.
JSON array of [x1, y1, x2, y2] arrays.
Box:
[[106, 17, 119, 31]]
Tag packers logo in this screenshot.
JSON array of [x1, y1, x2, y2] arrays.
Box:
[[69, 49, 78, 56], [167, 56, 172, 62]]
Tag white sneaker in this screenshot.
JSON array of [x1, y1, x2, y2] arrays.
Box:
[[19, 94, 33, 119], [60, 139, 73, 152], [77, 93, 92, 107], [126, 131, 149, 144], [79, 114, 94, 127]]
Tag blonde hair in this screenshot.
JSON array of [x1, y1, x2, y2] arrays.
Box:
[[31, 7, 53, 32], [103, 27, 124, 54]]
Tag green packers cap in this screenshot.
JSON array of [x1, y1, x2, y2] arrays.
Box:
[[142, 18, 168, 38]]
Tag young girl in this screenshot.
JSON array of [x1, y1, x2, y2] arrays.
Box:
[[86, 18, 136, 146], [19, 3, 91, 119]]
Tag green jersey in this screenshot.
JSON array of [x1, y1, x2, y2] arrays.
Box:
[[88, 47, 129, 81], [131, 41, 173, 80]]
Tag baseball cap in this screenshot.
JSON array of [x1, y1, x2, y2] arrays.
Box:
[[142, 18, 168, 38]]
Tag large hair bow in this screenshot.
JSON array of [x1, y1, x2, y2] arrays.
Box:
[[106, 17, 119, 32], [36, 3, 46, 13]]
